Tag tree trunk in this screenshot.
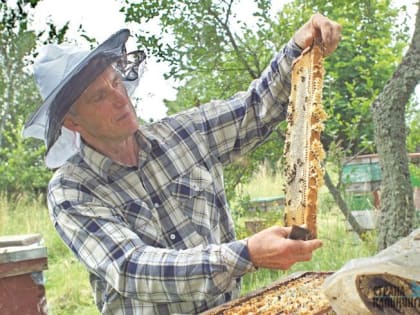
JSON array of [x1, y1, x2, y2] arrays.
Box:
[[324, 170, 365, 238], [370, 5, 420, 250]]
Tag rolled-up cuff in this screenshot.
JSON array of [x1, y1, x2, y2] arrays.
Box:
[[284, 38, 304, 59], [222, 239, 258, 279]]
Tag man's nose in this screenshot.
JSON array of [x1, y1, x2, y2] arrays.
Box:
[[110, 86, 129, 107]]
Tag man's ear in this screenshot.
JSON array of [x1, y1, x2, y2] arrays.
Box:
[[63, 114, 81, 132]]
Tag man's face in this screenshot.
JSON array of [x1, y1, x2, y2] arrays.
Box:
[[64, 66, 139, 146]]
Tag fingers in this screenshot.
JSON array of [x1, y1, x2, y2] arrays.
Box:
[[278, 225, 292, 237], [311, 13, 342, 55], [293, 13, 342, 56], [290, 239, 323, 261], [270, 238, 323, 269], [260, 225, 292, 238]]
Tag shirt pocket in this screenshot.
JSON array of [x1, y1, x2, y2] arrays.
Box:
[[119, 198, 163, 247], [170, 165, 219, 238]]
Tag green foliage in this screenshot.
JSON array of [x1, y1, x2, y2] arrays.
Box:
[[0, 0, 68, 193], [407, 98, 420, 153], [409, 163, 420, 187], [0, 1, 40, 132], [406, 98, 419, 188], [124, 0, 279, 118], [122, 0, 273, 81], [316, 0, 408, 155], [0, 121, 51, 194]]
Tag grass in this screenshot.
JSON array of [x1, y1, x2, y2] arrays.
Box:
[[0, 167, 379, 314]]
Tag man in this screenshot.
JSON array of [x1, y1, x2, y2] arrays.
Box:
[[24, 13, 341, 314]]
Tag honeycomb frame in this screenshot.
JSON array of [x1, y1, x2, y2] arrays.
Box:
[[283, 36, 326, 239]]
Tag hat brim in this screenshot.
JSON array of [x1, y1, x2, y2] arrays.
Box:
[[24, 29, 130, 152]]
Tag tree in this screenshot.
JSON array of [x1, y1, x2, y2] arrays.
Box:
[[0, 0, 38, 147], [371, 4, 420, 250], [0, 0, 68, 194]]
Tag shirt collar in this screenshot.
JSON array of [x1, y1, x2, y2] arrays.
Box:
[[78, 129, 153, 181]]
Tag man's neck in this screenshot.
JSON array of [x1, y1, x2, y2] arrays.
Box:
[[86, 134, 139, 167]]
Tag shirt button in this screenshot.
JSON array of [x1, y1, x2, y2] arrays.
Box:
[[154, 203, 160, 208], [170, 234, 176, 240]]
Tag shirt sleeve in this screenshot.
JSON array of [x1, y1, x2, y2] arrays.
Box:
[[48, 177, 255, 303], [178, 39, 302, 165]]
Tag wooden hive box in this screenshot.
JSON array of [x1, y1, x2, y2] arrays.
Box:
[[0, 234, 48, 315]]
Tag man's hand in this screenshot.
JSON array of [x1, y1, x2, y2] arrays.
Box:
[[247, 226, 323, 269], [293, 13, 342, 56]]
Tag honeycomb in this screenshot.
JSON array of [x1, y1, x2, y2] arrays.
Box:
[[202, 273, 333, 315], [283, 37, 326, 239]]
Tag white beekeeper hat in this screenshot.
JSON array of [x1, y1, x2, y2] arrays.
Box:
[[22, 29, 146, 169]]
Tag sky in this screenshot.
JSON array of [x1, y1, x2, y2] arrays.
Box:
[[31, 0, 418, 120]]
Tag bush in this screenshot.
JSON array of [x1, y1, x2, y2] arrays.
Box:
[[0, 122, 51, 195]]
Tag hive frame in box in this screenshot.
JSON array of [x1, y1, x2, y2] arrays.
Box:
[[201, 271, 334, 315]]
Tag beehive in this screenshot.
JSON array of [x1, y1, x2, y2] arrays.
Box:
[[283, 37, 326, 239]]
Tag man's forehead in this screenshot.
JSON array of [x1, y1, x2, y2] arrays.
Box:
[[82, 66, 120, 95]]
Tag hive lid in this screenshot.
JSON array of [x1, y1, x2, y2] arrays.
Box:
[[0, 233, 42, 248], [0, 234, 46, 264], [0, 245, 47, 264]]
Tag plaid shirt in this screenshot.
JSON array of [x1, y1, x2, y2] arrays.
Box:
[[48, 40, 301, 315]]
